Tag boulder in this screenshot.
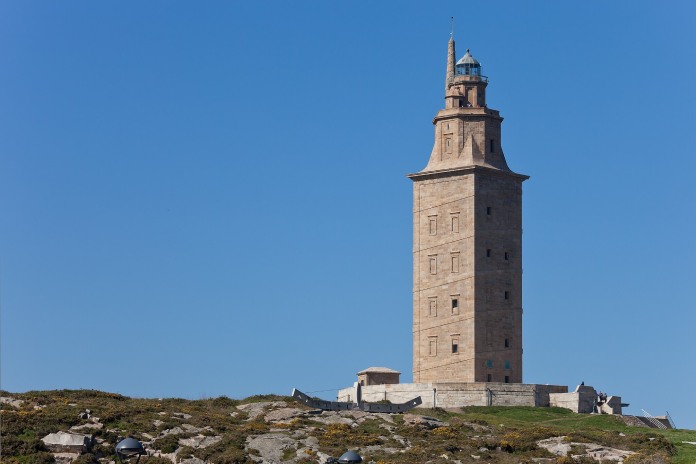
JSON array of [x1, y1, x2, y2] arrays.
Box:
[[246, 433, 298, 463], [53, 452, 80, 464], [178, 458, 206, 464], [0, 396, 24, 408], [41, 431, 93, 453], [159, 427, 185, 437], [537, 436, 634, 462], [402, 414, 446, 429], [70, 422, 103, 433], [178, 435, 222, 449], [236, 401, 287, 421], [264, 408, 304, 422]]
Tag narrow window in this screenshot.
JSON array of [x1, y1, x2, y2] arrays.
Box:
[[451, 297, 459, 315], [504, 338, 510, 348], [428, 215, 437, 235], [429, 337, 437, 356], [428, 297, 437, 317], [451, 253, 460, 273], [504, 360, 510, 369], [487, 374, 492, 382], [429, 255, 437, 275], [450, 213, 460, 233], [486, 206, 492, 215], [446, 123, 449, 130], [451, 338, 459, 354], [486, 248, 491, 258], [486, 360, 494, 369], [490, 139, 495, 153], [504, 291, 510, 300], [504, 376, 510, 383], [504, 252, 509, 261]]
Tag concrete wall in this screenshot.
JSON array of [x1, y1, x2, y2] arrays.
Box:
[[549, 386, 597, 413], [358, 372, 399, 386], [600, 396, 623, 415], [337, 382, 567, 409]]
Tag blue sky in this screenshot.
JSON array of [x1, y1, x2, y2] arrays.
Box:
[[2, 1, 695, 429]]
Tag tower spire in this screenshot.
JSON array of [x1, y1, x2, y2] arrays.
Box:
[[446, 18, 456, 92]]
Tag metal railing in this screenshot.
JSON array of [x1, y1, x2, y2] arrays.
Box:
[[641, 409, 668, 429]]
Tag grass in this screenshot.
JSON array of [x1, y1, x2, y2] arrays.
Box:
[[454, 406, 696, 464], [2, 390, 695, 464]]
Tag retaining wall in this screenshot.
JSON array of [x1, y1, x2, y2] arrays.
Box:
[[337, 382, 567, 409]]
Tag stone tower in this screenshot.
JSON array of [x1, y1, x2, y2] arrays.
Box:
[[408, 37, 528, 384]]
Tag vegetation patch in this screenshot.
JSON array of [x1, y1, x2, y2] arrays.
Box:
[[2, 390, 695, 464]]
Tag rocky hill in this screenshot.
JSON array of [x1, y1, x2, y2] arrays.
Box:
[[2, 390, 695, 464]]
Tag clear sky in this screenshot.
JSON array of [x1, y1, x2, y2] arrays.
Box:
[[2, 1, 695, 429]]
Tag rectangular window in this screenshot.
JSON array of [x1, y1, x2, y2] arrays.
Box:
[[450, 213, 460, 233], [429, 255, 437, 275], [451, 253, 460, 273], [486, 248, 491, 258], [504, 291, 510, 300], [428, 215, 437, 235], [504, 338, 510, 348], [490, 139, 495, 153], [428, 297, 437, 317], [504, 251, 509, 261], [504, 360, 510, 369], [429, 337, 437, 356], [451, 337, 459, 354], [487, 374, 492, 382], [451, 297, 459, 315], [505, 376, 510, 383], [486, 206, 492, 215]]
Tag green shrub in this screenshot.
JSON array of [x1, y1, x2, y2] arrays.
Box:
[[25, 452, 56, 464], [153, 434, 180, 453], [624, 452, 672, 464], [73, 453, 99, 464], [141, 457, 175, 464]]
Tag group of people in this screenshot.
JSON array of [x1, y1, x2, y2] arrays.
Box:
[[580, 382, 609, 404]]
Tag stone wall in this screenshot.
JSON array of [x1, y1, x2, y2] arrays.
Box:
[[358, 372, 399, 386], [549, 385, 597, 413], [337, 382, 567, 409], [600, 396, 623, 415]]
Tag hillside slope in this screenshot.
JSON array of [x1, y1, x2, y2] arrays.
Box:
[[2, 390, 695, 464]]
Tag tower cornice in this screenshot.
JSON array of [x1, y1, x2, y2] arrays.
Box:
[[406, 165, 529, 182], [433, 107, 503, 125]]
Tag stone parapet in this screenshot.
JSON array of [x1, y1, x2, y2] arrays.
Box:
[[337, 382, 567, 409]]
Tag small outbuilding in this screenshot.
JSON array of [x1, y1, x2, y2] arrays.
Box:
[[357, 367, 400, 386]]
